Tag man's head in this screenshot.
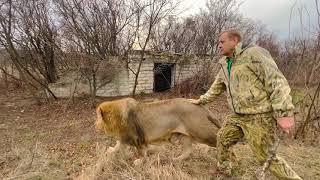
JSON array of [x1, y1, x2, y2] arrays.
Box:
[[218, 29, 242, 57]]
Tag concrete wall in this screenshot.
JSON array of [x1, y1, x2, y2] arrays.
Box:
[[175, 62, 202, 84], [48, 52, 213, 97]]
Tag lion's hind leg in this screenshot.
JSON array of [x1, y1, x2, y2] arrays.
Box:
[[106, 140, 124, 154], [172, 135, 193, 161], [133, 145, 148, 166], [106, 140, 146, 166], [146, 144, 162, 155]]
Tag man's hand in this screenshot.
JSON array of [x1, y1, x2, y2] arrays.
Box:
[[188, 99, 201, 105], [277, 116, 295, 134]]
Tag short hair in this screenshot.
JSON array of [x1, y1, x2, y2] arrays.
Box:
[[219, 29, 242, 42]]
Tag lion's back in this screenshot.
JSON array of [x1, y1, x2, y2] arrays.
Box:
[[141, 98, 219, 136], [165, 98, 220, 145], [141, 98, 215, 121]]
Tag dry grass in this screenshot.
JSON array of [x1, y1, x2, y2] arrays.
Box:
[[1, 143, 67, 180], [77, 143, 214, 180], [76, 141, 320, 180], [0, 89, 319, 180]]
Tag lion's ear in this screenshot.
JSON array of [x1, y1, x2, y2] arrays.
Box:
[[99, 107, 104, 119], [96, 106, 104, 120]]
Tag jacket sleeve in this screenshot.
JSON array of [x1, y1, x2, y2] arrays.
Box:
[[250, 47, 294, 118], [199, 68, 226, 104]]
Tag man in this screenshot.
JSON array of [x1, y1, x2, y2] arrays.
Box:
[[189, 29, 301, 179]]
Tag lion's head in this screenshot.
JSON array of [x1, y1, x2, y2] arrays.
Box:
[[95, 98, 145, 147]]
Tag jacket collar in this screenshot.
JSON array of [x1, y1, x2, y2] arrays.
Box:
[[218, 42, 254, 64], [234, 42, 243, 57]]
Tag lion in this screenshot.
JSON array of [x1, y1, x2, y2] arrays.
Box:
[[95, 98, 220, 165]]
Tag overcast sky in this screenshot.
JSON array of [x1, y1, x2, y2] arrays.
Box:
[[180, 0, 318, 39]]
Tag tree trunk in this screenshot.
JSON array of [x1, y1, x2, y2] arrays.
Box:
[[45, 43, 58, 83], [294, 82, 320, 139], [132, 54, 144, 96]]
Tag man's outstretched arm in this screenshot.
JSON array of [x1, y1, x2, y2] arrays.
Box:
[[190, 69, 226, 105]]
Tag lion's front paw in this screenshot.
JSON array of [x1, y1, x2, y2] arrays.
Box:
[[173, 156, 184, 162], [133, 158, 144, 166], [107, 147, 116, 154], [173, 153, 190, 161]]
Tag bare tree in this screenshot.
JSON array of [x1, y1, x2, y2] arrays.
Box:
[[54, 0, 136, 100], [0, 0, 57, 99], [283, 0, 320, 140], [294, 82, 320, 139], [255, 24, 280, 58], [148, 0, 249, 55], [131, 0, 180, 95], [282, 0, 320, 86], [305, 0, 320, 87], [0, 0, 26, 80], [149, 16, 198, 54], [195, 0, 242, 55], [17, 0, 59, 83]]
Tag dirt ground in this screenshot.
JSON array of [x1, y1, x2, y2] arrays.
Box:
[[0, 89, 319, 180]]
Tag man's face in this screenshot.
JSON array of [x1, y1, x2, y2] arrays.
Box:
[[218, 32, 239, 57]]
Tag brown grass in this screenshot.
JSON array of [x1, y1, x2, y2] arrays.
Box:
[[0, 89, 319, 180]]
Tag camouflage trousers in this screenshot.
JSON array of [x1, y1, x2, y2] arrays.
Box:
[[217, 113, 302, 180]]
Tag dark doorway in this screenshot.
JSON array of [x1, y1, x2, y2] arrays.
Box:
[[154, 63, 174, 92]]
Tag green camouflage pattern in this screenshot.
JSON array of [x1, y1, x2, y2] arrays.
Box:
[[217, 113, 302, 179], [199, 43, 294, 118], [199, 43, 300, 178]]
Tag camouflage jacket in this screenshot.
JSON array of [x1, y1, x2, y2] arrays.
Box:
[[199, 42, 294, 118]]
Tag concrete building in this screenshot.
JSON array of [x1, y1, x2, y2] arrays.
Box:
[[48, 51, 216, 97]]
